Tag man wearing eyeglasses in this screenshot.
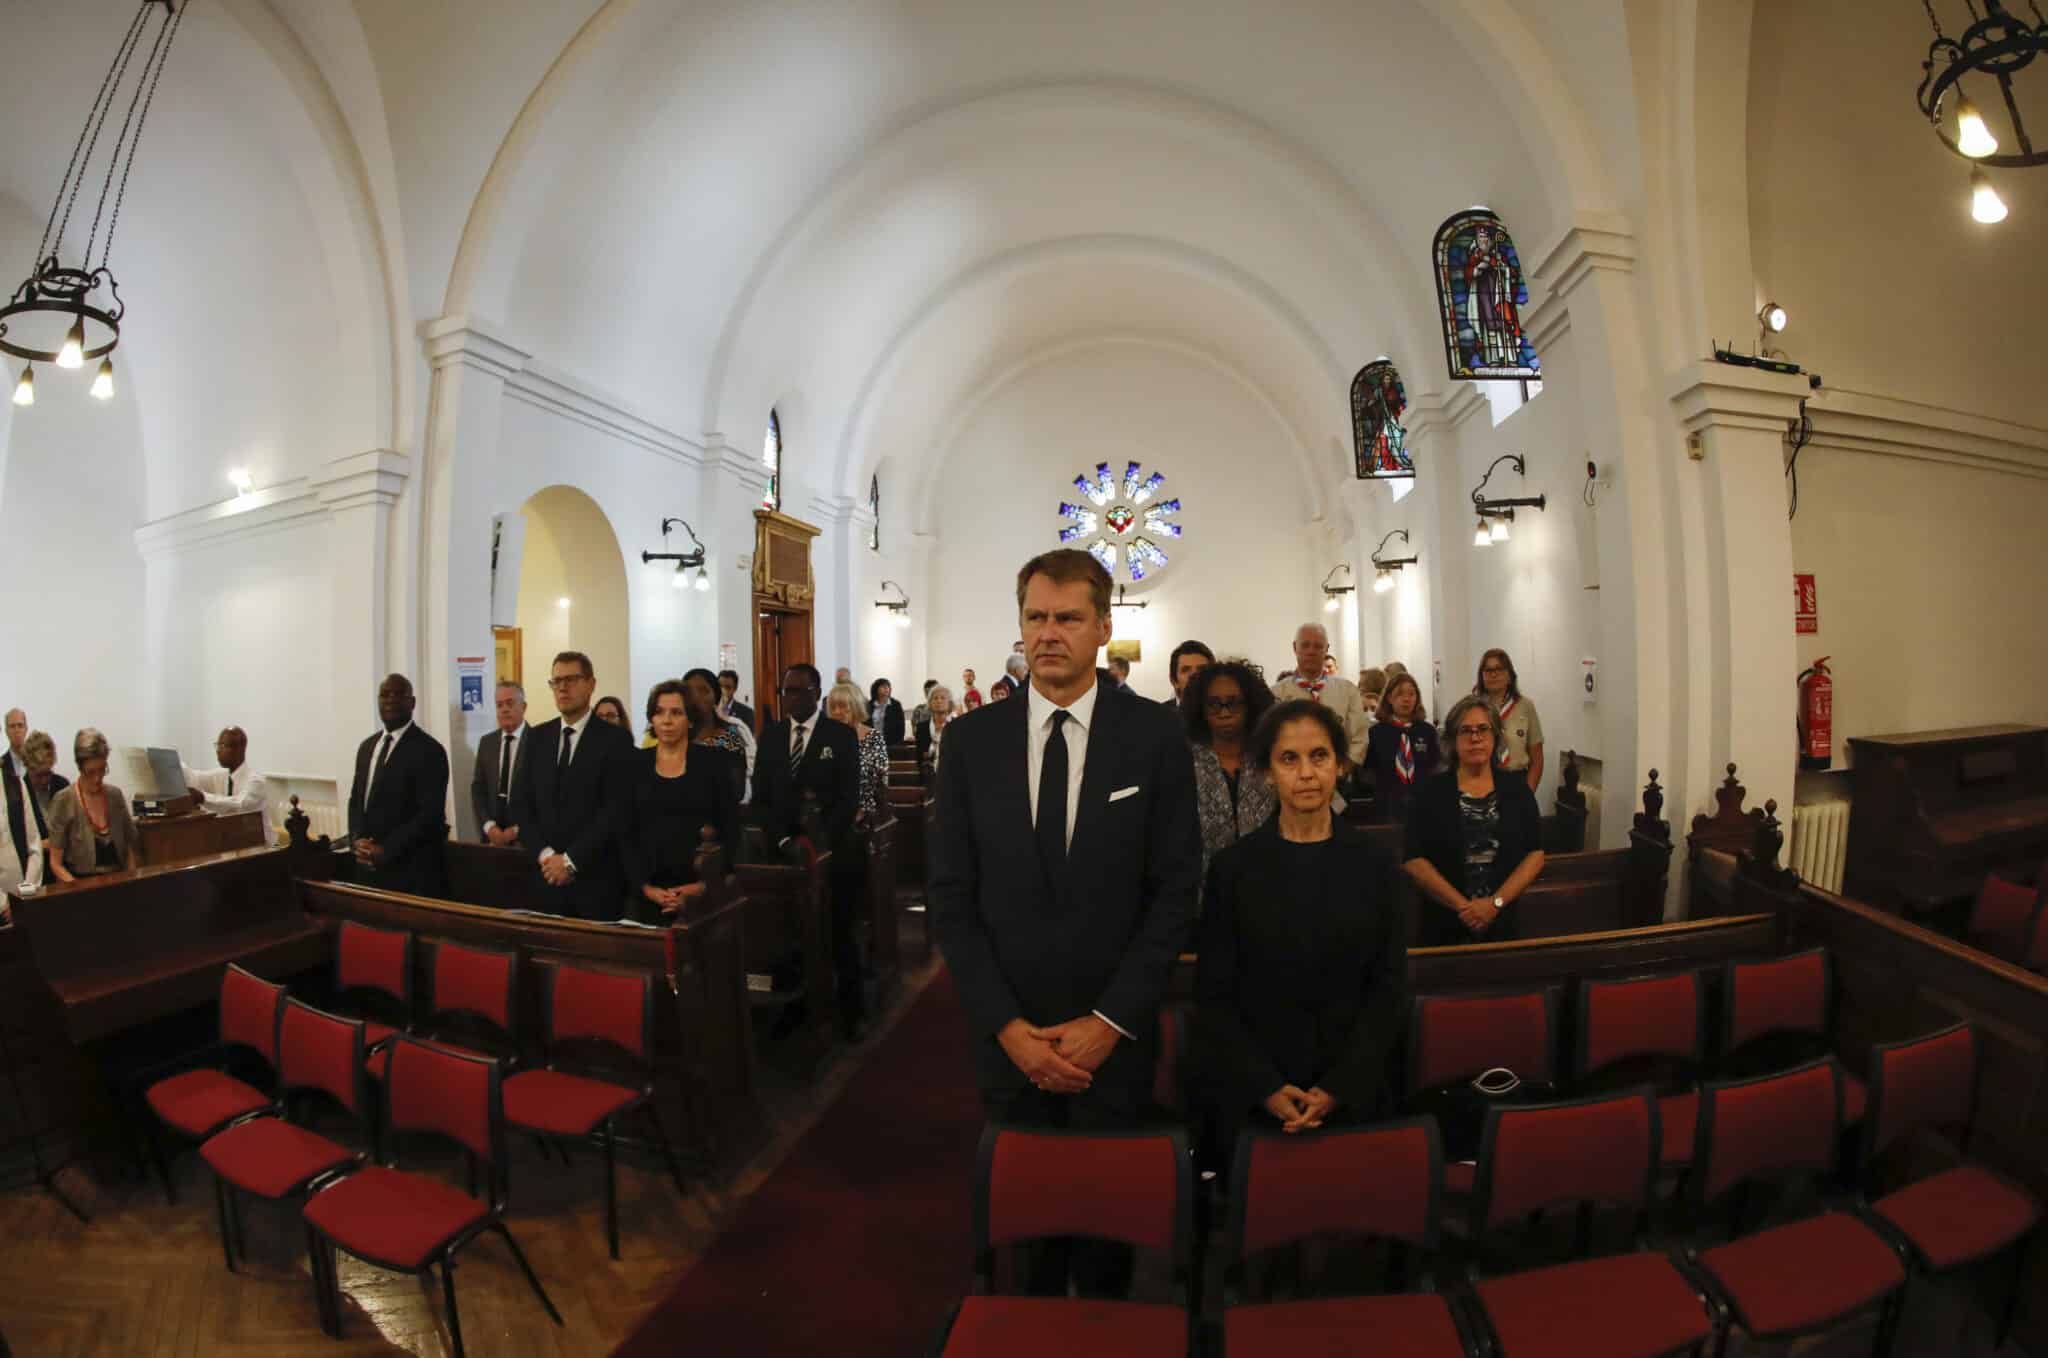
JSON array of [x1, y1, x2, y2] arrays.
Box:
[[511, 651, 636, 920]]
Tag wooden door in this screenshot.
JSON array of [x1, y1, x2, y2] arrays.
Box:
[[753, 607, 815, 725]]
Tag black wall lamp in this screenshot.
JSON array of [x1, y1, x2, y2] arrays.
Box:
[[642, 517, 709, 591], [1370, 529, 1418, 594], [1320, 564, 1355, 614], [875, 579, 912, 628], [1471, 454, 1546, 546]]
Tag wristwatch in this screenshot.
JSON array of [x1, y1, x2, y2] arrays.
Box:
[[1492, 895, 1506, 911]]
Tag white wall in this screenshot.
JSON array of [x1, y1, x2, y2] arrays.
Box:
[[513, 485, 631, 709], [924, 343, 1321, 702]]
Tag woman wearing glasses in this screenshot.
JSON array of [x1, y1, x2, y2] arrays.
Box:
[[1183, 660, 1277, 893], [1474, 647, 1544, 793], [1401, 694, 1544, 946]]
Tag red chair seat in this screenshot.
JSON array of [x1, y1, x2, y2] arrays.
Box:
[[1226, 1292, 1465, 1354], [1475, 1251, 1712, 1358], [202, 1118, 353, 1199], [303, 1165, 488, 1271], [502, 1070, 641, 1136], [1843, 1074, 1868, 1126], [146, 1069, 270, 1137], [1697, 1212, 1903, 1337], [939, 1297, 1185, 1356], [1658, 1091, 1697, 1165], [365, 1038, 488, 1082], [363, 1021, 400, 1049], [1872, 1165, 2041, 1271]]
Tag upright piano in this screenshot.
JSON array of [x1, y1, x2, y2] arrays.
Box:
[[1844, 724, 2048, 913]]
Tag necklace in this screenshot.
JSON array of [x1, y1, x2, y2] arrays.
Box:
[[79, 785, 110, 834]]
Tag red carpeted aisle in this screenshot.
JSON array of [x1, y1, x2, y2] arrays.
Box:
[[613, 970, 983, 1357]]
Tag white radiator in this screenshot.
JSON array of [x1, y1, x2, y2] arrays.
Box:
[[295, 801, 345, 841], [1788, 802, 1851, 893]]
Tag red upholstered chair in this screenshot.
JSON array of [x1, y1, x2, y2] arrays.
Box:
[[1406, 988, 1560, 1192], [931, 1126, 1191, 1356], [1575, 971, 1708, 1171], [302, 1037, 561, 1356], [331, 920, 413, 1052], [1718, 949, 1867, 1125], [199, 999, 370, 1277], [1215, 1118, 1480, 1357], [1680, 1058, 1906, 1357], [365, 939, 519, 1085], [1465, 1090, 1717, 1357], [1964, 874, 2039, 963], [1858, 1024, 2041, 1349], [140, 964, 288, 1203], [501, 961, 689, 1259]]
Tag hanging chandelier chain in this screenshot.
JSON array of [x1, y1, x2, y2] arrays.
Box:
[[1963, 0, 1985, 22], [1923, 0, 1946, 36], [99, 1, 186, 272], [89, 1, 183, 275], [36, 1, 149, 273]]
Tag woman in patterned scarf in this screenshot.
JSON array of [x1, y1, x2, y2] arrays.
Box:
[[1184, 659, 1277, 900], [1363, 672, 1440, 826]]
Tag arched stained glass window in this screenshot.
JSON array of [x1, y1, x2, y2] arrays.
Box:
[[761, 409, 782, 512], [1351, 358, 1412, 480], [1432, 208, 1540, 381], [868, 474, 880, 552]]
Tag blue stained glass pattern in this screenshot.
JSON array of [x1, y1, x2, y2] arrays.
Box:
[[1122, 461, 1144, 500], [1075, 471, 1112, 507], [1432, 208, 1540, 380], [1134, 472, 1165, 504], [1058, 461, 1179, 583], [1128, 537, 1168, 582], [1094, 463, 1116, 503], [1351, 359, 1414, 479], [1142, 508, 1182, 537], [1088, 540, 1117, 573]]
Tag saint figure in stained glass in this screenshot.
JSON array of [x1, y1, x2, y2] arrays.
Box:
[[868, 474, 880, 551], [1351, 359, 1412, 479], [761, 408, 783, 511], [1432, 208, 1540, 380]]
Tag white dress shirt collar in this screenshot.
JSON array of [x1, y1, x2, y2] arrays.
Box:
[[376, 720, 415, 746], [1024, 673, 1100, 734], [789, 708, 820, 747]]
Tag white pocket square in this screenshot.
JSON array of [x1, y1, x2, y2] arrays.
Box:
[[1108, 785, 1141, 803], [819, 746, 835, 761]]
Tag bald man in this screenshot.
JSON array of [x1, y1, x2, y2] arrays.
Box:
[[184, 726, 273, 835], [346, 674, 450, 896], [1269, 623, 1370, 766]]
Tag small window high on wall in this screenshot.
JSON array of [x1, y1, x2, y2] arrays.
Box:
[[868, 474, 880, 552], [1351, 358, 1414, 482], [762, 409, 782, 512], [1432, 207, 1541, 382]]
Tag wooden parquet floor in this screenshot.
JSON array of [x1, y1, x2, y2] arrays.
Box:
[[0, 955, 946, 1358]]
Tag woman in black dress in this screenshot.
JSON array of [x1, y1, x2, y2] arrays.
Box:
[[623, 679, 740, 923], [1400, 694, 1545, 947], [1194, 699, 1408, 1161]]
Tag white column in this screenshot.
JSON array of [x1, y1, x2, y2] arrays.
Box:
[[312, 449, 409, 784], [698, 436, 770, 712]]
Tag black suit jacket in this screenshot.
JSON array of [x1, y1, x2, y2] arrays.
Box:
[[754, 714, 860, 861], [512, 714, 636, 919], [929, 671, 1202, 1095], [347, 725, 451, 896], [469, 725, 533, 837], [726, 700, 756, 734], [3, 759, 29, 876], [1402, 769, 1543, 945], [1194, 817, 1408, 1116], [871, 698, 906, 747]]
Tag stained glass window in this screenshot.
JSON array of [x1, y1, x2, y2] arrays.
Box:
[[1432, 208, 1540, 381], [1056, 461, 1181, 584], [868, 474, 880, 551], [1351, 359, 1412, 480], [761, 409, 782, 512]]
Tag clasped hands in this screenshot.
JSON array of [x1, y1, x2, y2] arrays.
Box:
[[351, 836, 384, 868], [540, 851, 576, 887], [1456, 895, 1503, 935], [1264, 1084, 1338, 1134], [641, 881, 706, 914], [485, 824, 521, 848], [999, 1014, 1121, 1095]]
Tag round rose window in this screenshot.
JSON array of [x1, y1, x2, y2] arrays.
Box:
[[1056, 461, 1182, 584]]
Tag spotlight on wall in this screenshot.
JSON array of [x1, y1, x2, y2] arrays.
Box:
[[875, 578, 912, 627], [1758, 302, 1788, 334], [557, 596, 571, 609], [227, 467, 254, 496], [11, 365, 31, 407], [1470, 454, 1546, 549], [641, 516, 708, 586], [1971, 167, 2009, 223], [1320, 563, 1355, 613], [1369, 529, 1418, 593]]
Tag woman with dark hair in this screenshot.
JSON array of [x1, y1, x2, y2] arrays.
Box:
[[1184, 660, 1277, 886], [868, 678, 906, 746], [1194, 698, 1408, 1159], [1363, 672, 1440, 826], [623, 679, 740, 922], [1402, 694, 1545, 946], [1474, 647, 1544, 792], [682, 669, 751, 801], [593, 695, 630, 730]]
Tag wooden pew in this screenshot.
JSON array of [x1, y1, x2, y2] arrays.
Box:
[[136, 807, 268, 866], [732, 829, 837, 1069], [864, 815, 901, 1006], [1407, 912, 1781, 993]]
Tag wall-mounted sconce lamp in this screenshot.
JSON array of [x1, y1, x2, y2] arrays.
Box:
[[1320, 563, 1355, 613], [875, 579, 913, 628], [1369, 529, 1418, 593], [642, 517, 710, 592], [1471, 454, 1546, 547], [1111, 585, 1149, 612]]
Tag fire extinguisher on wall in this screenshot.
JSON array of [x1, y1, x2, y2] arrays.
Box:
[[1797, 657, 1833, 772]]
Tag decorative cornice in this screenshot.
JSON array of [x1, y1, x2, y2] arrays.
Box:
[[418, 313, 531, 379], [134, 481, 328, 559], [311, 449, 410, 514], [1403, 384, 1488, 443], [703, 435, 769, 491], [504, 358, 704, 468], [1529, 218, 1638, 297], [1524, 290, 1572, 354], [809, 492, 858, 525], [1667, 361, 1811, 437], [1801, 387, 2048, 480]]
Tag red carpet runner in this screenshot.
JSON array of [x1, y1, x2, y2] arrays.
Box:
[[613, 970, 982, 1357]]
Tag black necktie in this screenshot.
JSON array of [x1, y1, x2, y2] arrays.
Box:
[[497, 733, 513, 816], [226, 772, 234, 798], [558, 725, 576, 784], [369, 732, 394, 802], [1037, 709, 1071, 877]]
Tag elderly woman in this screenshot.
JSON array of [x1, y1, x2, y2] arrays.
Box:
[[1475, 647, 1545, 793], [1184, 660, 1277, 887], [47, 728, 139, 882], [1363, 672, 1441, 826], [828, 681, 889, 823], [1402, 694, 1545, 946], [1195, 699, 1409, 1159], [925, 684, 957, 766]]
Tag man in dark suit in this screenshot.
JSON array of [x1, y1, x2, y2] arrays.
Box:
[[755, 662, 865, 1035], [511, 650, 636, 921], [3, 708, 29, 877], [470, 680, 532, 845], [717, 669, 755, 733], [347, 674, 451, 896], [929, 548, 1202, 1297]]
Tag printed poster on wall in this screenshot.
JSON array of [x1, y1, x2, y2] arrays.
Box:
[[1794, 573, 1818, 635], [457, 656, 488, 713], [719, 641, 739, 674], [1581, 657, 1598, 705]]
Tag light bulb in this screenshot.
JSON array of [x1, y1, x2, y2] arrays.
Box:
[[1374, 570, 1395, 595], [1759, 302, 1787, 334], [1474, 520, 1492, 548], [90, 357, 114, 400], [557, 596, 571, 609], [894, 610, 912, 630], [56, 316, 84, 369], [693, 566, 711, 593], [1490, 517, 1511, 543], [1971, 168, 2008, 224], [227, 467, 254, 495], [1956, 94, 1999, 158], [11, 364, 31, 407], [671, 567, 688, 591], [1323, 593, 1341, 613]]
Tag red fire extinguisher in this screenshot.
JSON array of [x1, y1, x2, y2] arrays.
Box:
[[1797, 658, 1833, 771]]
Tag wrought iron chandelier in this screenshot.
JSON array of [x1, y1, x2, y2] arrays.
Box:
[[4, 1, 187, 407], [1917, 0, 2046, 224]]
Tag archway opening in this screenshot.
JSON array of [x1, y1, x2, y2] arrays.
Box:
[[514, 485, 632, 711]]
